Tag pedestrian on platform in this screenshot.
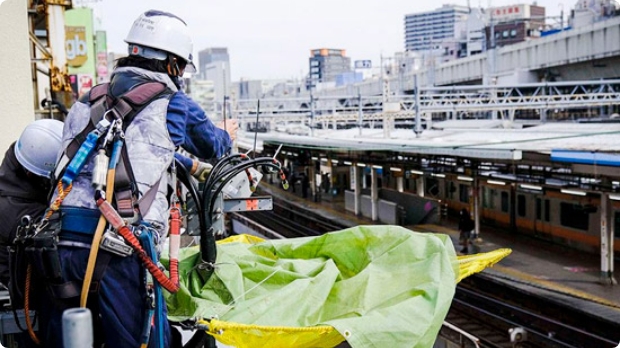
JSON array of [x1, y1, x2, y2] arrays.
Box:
[[291, 171, 297, 193], [301, 172, 310, 199], [36, 9, 235, 348], [0, 119, 63, 348], [458, 208, 474, 254]]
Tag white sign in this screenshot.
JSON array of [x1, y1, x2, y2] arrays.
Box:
[[354, 60, 372, 69]]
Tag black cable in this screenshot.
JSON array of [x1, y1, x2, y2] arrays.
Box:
[[203, 154, 246, 192], [203, 157, 277, 204], [174, 158, 203, 225], [204, 159, 282, 221]]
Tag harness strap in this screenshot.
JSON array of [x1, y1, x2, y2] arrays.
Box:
[[114, 150, 136, 218]]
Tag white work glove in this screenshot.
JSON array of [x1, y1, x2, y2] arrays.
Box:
[[191, 161, 213, 182]]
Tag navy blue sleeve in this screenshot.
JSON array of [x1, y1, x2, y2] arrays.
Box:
[[166, 92, 187, 148], [174, 152, 194, 172], [166, 92, 231, 160]]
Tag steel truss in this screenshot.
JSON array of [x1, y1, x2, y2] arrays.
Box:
[[234, 80, 620, 129]]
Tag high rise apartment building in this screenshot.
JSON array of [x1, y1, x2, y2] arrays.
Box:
[[404, 4, 470, 52], [198, 47, 230, 75]]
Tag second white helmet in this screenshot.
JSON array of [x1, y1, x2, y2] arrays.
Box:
[[125, 10, 196, 72], [14, 119, 64, 178]]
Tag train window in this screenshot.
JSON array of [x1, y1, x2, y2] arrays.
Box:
[[482, 187, 495, 209], [459, 184, 469, 203], [405, 177, 416, 192], [544, 200, 550, 222], [501, 191, 509, 213], [536, 198, 542, 220], [615, 212, 620, 238], [426, 178, 439, 197], [517, 195, 526, 217], [446, 181, 456, 199], [560, 203, 589, 231]]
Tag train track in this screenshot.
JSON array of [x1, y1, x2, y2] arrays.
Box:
[[448, 275, 620, 348], [234, 200, 346, 238], [232, 198, 620, 348]]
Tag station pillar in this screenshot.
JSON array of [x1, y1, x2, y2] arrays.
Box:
[[416, 176, 425, 197], [600, 194, 617, 285], [473, 178, 481, 241], [353, 165, 362, 216], [371, 167, 379, 221], [309, 161, 317, 202]]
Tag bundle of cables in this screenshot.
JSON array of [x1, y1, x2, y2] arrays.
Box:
[[197, 153, 288, 273], [174, 152, 288, 348]]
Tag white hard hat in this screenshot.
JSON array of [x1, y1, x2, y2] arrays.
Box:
[[14, 119, 64, 178], [125, 10, 196, 73]]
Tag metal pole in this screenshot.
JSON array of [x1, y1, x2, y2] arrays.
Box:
[[310, 92, 315, 137], [357, 91, 363, 137], [414, 74, 422, 137], [62, 308, 93, 348]]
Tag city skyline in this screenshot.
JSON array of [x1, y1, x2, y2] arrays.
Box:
[[89, 0, 575, 81]]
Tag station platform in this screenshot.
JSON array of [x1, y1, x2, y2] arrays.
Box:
[[258, 184, 620, 327]]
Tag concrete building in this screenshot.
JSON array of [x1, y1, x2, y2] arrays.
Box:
[[570, 0, 619, 27], [486, 4, 546, 49], [308, 48, 351, 89], [197, 47, 231, 113], [0, 0, 34, 155], [190, 79, 216, 114], [237, 79, 264, 100], [197, 47, 229, 77], [466, 8, 487, 56], [404, 4, 470, 52]]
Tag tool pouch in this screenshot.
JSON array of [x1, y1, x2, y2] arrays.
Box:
[[9, 215, 41, 309], [25, 211, 63, 283]]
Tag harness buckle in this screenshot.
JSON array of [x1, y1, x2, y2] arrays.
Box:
[[100, 228, 133, 257]]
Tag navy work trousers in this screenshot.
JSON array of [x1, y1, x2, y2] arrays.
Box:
[[38, 245, 170, 347]]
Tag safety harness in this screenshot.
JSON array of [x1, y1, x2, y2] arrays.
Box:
[[14, 81, 182, 346], [55, 81, 168, 219]]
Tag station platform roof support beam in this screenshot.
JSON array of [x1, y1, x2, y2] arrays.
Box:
[[600, 193, 617, 285]]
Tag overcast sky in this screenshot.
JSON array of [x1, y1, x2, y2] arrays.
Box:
[[88, 0, 576, 81]]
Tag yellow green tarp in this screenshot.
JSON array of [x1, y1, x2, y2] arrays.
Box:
[[164, 225, 510, 348]]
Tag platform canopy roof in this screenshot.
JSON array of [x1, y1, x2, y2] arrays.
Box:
[[239, 121, 620, 162]]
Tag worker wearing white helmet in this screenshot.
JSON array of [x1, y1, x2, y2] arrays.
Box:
[[124, 9, 197, 75], [0, 118, 63, 288], [39, 10, 234, 348]]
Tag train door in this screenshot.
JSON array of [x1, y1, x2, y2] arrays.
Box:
[[533, 195, 552, 236], [504, 187, 515, 231]]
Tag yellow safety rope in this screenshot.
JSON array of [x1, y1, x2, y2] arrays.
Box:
[[23, 181, 73, 343], [80, 167, 116, 307], [24, 265, 41, 345]]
